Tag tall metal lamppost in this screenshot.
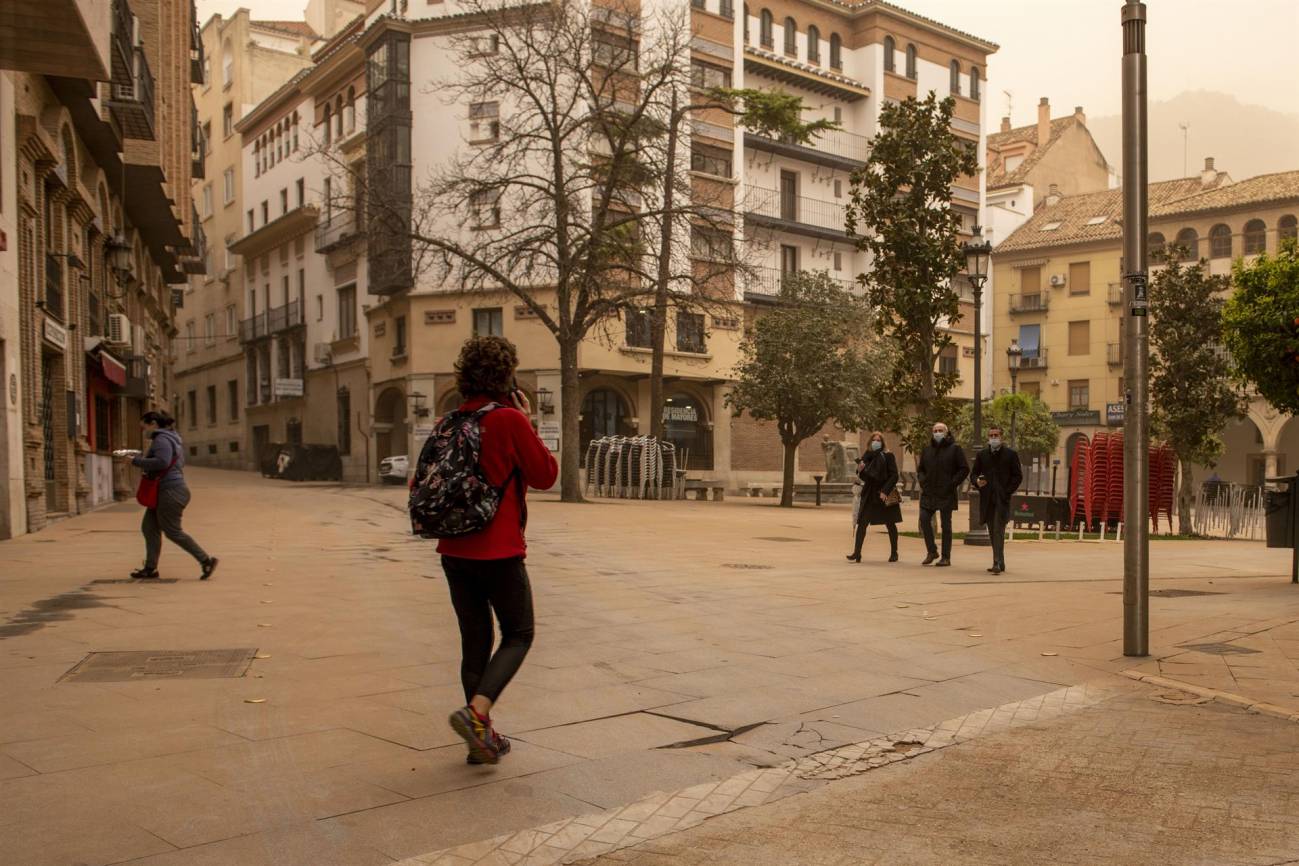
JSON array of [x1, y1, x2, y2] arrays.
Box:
[[1006, 338, 1023, 450], [962, 227, 993, 548]]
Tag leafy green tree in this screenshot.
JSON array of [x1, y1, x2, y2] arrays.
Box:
[[954, 393, 1060, 459], [1153, 253, 1247, 534], [845, 93, 978, 451], [1222, 240, 1299, 414], [726, 272, 895, 507]]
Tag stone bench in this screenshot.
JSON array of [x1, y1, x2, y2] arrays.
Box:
[[683, 479, 726, 502]]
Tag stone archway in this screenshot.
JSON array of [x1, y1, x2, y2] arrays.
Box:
[[662, 387, 714, 471], [580, 386, 633, 455], [1192, 415, 1265, 487], [373, 386, 407, 462]]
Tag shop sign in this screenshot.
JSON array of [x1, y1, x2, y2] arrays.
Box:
[[273, 378, 304, 398], [1106, 402, 1126, 426], [42, 318, 67, 350], [1051, 409, 1101, 426], [538, 420, 560, 453], [663, 405, 698, 423]]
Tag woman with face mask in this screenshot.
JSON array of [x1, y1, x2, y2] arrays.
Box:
[[847, 431, 902, 563]]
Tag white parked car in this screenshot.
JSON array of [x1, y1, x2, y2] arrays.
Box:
[[379, 455, 409, 485]]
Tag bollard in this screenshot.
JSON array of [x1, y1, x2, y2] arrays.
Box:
[[813, 475, 823, 507], [1055, 521, 1062, 541]]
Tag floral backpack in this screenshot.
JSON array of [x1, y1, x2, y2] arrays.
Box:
[[408, 404, 517, 538]]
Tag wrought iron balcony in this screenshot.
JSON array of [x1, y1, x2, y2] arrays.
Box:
[[190, 0, 204, 85], [266, 300, 304, 334], [191, 100, 205, 179], [181, 205, 207, 275], [108, 1, 156, 141], [1108, 282, 1123, 306], [1107, 342, 1123, 367], [315, 213, 359, 252], [239, 311, 270, 343], [743, 266, 857, 298], [745, 127, 870, 168], [743, 186, 848, 241], [1008, 293, 1049, 314]]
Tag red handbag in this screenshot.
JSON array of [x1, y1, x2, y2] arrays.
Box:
[[136, 452, 178, 509]]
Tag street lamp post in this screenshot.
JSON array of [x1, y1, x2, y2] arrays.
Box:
[[963, 227, 993, 548], [1006, 339, 1023, 450]]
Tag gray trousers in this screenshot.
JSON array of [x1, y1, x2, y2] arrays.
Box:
[[142, 484, 208, 569]]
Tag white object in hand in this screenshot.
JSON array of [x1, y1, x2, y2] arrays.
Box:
[[112, 449, 141, 458]]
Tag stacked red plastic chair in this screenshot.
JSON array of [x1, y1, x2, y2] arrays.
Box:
[[1149, 444, 1177, 531], [1104, 432, 1125, 526], [1069, 443, 1089, 527], [1085, 433, 1110, 530]]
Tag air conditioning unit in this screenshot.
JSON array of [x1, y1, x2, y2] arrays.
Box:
[[1049, 274, 1067, 288], [313, 343, 333, 365], [107, 314, 131, 346]]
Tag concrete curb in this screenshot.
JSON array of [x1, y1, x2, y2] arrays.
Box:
[[1120, 669, 1299, 723]]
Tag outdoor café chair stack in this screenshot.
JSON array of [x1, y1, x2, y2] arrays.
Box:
[[1104, 431, 1125, 527], [1069, 440, 1089, 527], [1150, 443, 1177, 531], [1083, 432, 1109, 530]]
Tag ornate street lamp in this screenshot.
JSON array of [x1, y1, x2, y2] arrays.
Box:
[[1006, 338, 1024, 450], [962, 226, 993, 547]]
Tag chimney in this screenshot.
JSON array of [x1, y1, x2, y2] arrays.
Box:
[[1202, 156, 1217, 187], [1000, 116, 1012, 134], [1046, 183, 1062, 207], [1037, 97, 1051, 146], [1073, 105, 1086, 126]]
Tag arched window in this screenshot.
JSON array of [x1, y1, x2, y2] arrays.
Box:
[[1281, 215, 1298, 244], [1244, 219, 1267, 255], [323, 103, 332, 145], [743, 4, 749, 42], [970, 66, 980, 101], [1148, 232, 1166, 258], [222, 39, 234, 86], [905, 43, 917, 79], [806, 25, 820, 63], [883, 35, 895, 72], [253, 142, 260, 177], [60, 126, 77, 183], [949, 60, 961, 95], [829, 32, 841, 69], [759, 9, 772, 48], [783, 17, 796, 55], [580, 388, 631, 451], [1209, 223, 1232, 258], [1174, 227, 1198, 261], [662, 391, 713, 470], [334, 95, 344, 137], [345, 87, 356, 133]]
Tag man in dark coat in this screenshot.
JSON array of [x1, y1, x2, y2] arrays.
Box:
[[916, 421, 969, 566], [971, 425, 1024, 574]]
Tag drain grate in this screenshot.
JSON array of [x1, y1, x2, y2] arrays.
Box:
[[1178, 642, 1261, 656], [722, 563, 774, 570], [753, 537, 809, 543], [61, 648, 258, 682]]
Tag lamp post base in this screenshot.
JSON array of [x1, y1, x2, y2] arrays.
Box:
[[964, 490, 992, 546]]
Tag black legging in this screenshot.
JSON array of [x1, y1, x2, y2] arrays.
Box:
[[442, 555, 535, 704], [852, 519, 898, 558]]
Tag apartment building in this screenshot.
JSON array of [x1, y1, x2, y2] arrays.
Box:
[[175, 12, 320, 469], [993, 159, 1299, 487], [226, 0, 995, 491], [231, 17, 376, 481], [0, 0, 204, 535]]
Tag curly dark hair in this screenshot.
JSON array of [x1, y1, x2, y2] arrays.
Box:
[[455, 335, 519, 398], [141, 410, 176, 429]]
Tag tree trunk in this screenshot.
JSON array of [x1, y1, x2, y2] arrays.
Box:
[[558, 338, 584, 503], [649, 92, 680, 442], [780, 439, 797, 508], [1177, 458, 1195, 536]]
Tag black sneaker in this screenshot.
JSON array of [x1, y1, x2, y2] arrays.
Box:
[[200, 557, 219, 580], [130, 567, 159, 580]]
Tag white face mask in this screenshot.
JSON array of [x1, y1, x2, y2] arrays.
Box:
[[871, 441, 883, 452], [933, 431, 945, 443], [989, 437, 1002, 449]]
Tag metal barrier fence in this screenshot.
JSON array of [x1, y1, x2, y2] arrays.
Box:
[[1191, 482, 1265, 540]]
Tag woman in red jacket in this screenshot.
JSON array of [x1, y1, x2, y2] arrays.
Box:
[[442, 337, 558, 765]]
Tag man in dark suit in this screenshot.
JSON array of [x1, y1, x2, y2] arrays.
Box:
[[971, 425, 1024, 574], [916, 421, 969, 567]]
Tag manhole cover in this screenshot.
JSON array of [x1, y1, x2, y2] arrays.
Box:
[[753, 537, 809, 543], [1178, 642, 1261, 656], [60, 648, 258, 682], [722, 563, 774, 570], [1151, 691, 1212, 706]]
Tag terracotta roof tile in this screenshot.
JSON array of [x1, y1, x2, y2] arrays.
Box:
[[1153, 170, 1299, 217], [252, 20, 319, 39], [986, 117, 1076, 189]]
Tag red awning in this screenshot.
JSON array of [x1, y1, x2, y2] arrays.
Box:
[[98, 351, 127, 387]]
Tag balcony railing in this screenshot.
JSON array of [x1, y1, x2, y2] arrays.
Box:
[[44, 254, 64, 320], [744, 186, 848, 236], [239, 311, 270, 343], [1018, 349, 1048, 371], [747, 127, 870, 165], [180, 204, 207, 275], [189, 0, 204, 84], [743, 266, 857, 297], [1009, 293, 1049, 314], [191, 100, 205, 179], [124, 355, 150, 399], [315, 213, 359, 252], [1107, 282, 1123, 306], [107, 2, 156, 143], [266, 300, 303, 334], [1107, 342, 1123, 367]]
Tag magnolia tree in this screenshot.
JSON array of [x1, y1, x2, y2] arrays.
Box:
[[726, 271, 895, 507]]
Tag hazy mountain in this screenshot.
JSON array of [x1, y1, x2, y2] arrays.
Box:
[[1088, 91, 1299, 182]]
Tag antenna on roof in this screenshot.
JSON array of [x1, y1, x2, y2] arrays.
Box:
[[1178, 122, 1190, 178]]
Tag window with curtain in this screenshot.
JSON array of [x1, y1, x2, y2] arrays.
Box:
[[949, 60, 960, 95], [1018, 324, 1041, 359], [1069, 261, 1091, 295], [759, 9, 773, 47], [970, 66, 980, 101], [1069, 380, 1090, 409], [829, 33, 841, 69], [807, 25, 820, 63], [883, 36, 895, 72]]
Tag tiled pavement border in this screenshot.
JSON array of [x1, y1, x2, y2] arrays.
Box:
[[393, 681, 1120, 866], [1120, 669, 1299, 723]]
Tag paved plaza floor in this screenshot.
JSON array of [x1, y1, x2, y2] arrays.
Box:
[[1, 467, 1298, 865]]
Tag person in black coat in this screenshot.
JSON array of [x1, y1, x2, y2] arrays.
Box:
[[916, 421, 969, 567], [847, 431, 903, 563], [971, 425, 1024, 574]]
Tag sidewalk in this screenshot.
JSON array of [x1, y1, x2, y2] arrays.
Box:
[[1, 467, 1298, 865]]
